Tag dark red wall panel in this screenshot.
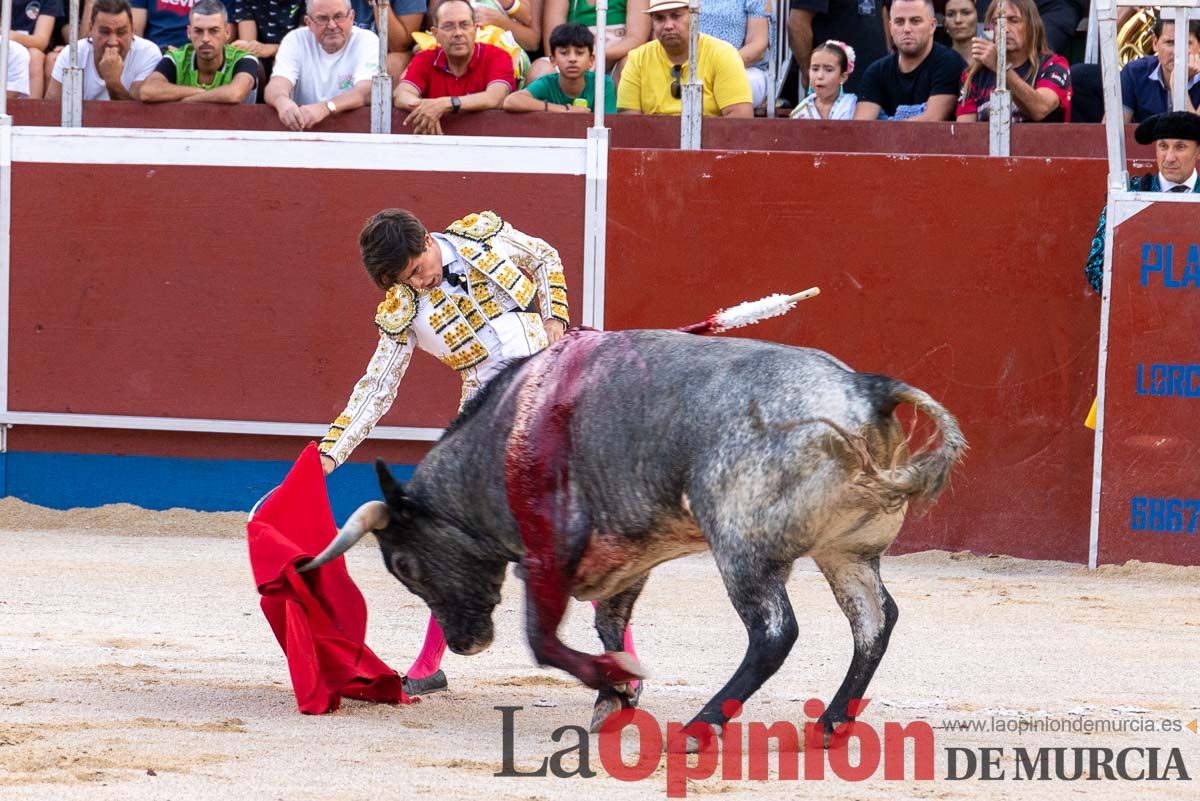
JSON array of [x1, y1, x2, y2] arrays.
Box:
[[9, 164, 583, 430], [605, 149, 1110, 563]]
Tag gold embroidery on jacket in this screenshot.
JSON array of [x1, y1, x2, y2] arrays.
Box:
[[425, 287, 489, 370], [445, 210, 504, 242], [374, 284, 418, 342]]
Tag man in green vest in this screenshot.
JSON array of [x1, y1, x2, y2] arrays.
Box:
[[139, 0, 259, 104]]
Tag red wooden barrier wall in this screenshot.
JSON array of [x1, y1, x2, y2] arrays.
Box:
[[605, 150, 1110, 562], [7, 134, 1175, 564]]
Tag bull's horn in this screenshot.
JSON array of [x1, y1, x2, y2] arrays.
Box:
[[297, 501, 390, 573]]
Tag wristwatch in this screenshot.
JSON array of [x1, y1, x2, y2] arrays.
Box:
[[325, 99, 337, 115], [450, 96, 462, 113]]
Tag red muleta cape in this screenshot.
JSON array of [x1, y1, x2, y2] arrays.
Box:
[[246, 443, 412, 713]]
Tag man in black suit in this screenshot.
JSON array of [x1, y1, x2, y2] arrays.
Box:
[[1084, 111, 1199, 293]]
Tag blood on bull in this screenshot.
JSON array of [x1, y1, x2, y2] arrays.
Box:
[[303, 327, 966, 743]]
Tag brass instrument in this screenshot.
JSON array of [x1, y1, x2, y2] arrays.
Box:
[[1118, 8, 1159, 66]]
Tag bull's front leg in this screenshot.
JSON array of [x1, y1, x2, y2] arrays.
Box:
[[518, 550, 643, 690], [505, 388, 641, 692], [589, 575, 648, 731]]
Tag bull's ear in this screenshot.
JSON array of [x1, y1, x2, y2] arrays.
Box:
[[375, 459, 408, 509]]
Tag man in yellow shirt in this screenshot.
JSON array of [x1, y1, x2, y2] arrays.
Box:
[[617, 0, 753, 117]]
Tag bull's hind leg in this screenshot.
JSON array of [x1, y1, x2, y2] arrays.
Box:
[[686, 552, 799, 735], [812, 554, 898, 745], [589, 575, 648, 732]]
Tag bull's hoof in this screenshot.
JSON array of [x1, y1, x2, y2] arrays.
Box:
[[666, 723, 720, 754], [588, 680, 645, 733], [589, 695, 623, 733], [818, 716, 852, 750], [402, 670, 449, 697]]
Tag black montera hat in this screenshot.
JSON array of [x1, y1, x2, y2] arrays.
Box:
[[1134, 111, 1200, 145]]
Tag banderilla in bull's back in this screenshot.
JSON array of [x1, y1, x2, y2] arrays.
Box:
[[301, 287, 966, 748]]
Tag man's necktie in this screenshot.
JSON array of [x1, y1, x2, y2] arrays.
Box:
[[1168, 185, 1190, 193], [442, 265, 464, 287]]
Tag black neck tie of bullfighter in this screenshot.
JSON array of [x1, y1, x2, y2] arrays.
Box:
[[442, 265, 464, 287]]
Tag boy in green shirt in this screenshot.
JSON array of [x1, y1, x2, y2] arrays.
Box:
[[503, 23, 617, 114]]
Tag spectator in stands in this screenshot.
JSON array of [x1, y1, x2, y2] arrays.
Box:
[[461, 0, 540, 54], [140, 0, 259, 102], [617, 0, 752, 117], [1120, 17, 1200, 122], [394, 0, 516, 134], [788, 0, 887, 97], [530, 0, 650, 83], [130, 0, 220, 52], [790, 38, 856, 118], [943, 0, 977, 64], [1029, 0, 1081, 57], [854, 0, 964, 120], [411, 0, 532, 87], [697, 0, 769, 109], [342, 0, 427, 79], [957, 0, 1070, 122], [7, 0, 61, 99], [231, 0, 304, 76], [47, 0, 162, 100], [264, 0, 377, 130], [503, 22, 615, 112], [1084, 111, 1199, 294], [6, 41, 32, 100]]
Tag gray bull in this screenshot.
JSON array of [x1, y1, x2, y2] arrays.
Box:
[[304, 328, 966, 740]]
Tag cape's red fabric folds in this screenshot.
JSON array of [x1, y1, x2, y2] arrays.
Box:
[[246, 443, 412, 713]]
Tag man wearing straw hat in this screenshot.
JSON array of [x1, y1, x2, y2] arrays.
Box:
[[617, 0, 753, 117]]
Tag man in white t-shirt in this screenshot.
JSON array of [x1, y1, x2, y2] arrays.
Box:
[[46, 0, 162, 101], [6, 42, 32, 100], [264, 0, 379, 131]]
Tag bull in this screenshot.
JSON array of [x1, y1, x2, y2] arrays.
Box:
[[302, 328, 966, 741]]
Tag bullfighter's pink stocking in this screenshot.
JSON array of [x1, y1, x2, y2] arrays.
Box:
[[406, 615, 447, 679]]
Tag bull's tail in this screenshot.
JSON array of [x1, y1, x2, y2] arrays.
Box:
[[834, 376, 967, 513]]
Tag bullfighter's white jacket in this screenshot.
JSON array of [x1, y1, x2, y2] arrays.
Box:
[[319, 211, 570, 466]]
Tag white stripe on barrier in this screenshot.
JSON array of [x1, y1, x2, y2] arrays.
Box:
[[0, 120, 11, 419], [0, 411, 443, 441], [10, 127, 590, 175]]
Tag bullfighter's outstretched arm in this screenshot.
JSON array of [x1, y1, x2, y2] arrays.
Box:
[[320, 333, 416, 467], [320, 285, 421, 467], [502, 227, 571, 328]]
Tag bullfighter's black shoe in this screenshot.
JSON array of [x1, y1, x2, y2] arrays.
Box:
[[402, 670, 449, 696]]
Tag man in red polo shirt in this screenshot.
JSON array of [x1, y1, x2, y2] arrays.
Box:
[[395, 0, 516, 134]]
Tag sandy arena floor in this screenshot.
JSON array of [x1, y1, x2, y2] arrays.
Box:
[[1, 497, 1197, 800]]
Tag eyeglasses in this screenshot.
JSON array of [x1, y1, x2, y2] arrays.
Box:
[[437, 21, 475, 33], [669, 64, 682, 99], [309, 12, 350, 26]]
